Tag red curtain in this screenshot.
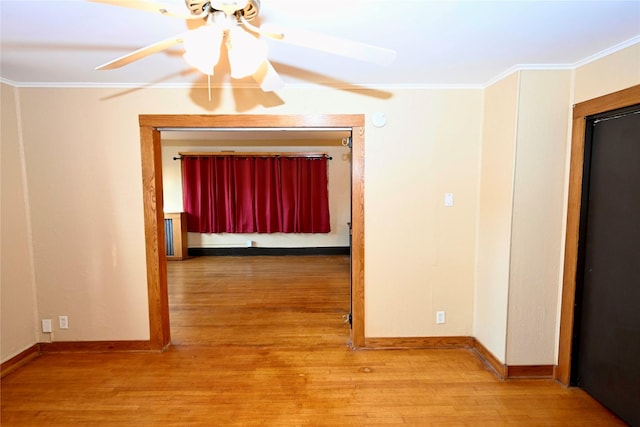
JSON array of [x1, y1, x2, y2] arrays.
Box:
[[182, 156, 330, 234]]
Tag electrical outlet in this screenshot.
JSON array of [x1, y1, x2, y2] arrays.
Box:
[[59, 315, 69, 329], [436, 311, 446, 324], [42, 319, 52, 333]]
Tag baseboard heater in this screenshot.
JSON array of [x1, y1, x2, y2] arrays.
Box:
[[188, 247, 350, 257]]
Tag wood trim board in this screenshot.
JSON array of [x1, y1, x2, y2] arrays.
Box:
[[1, 345, 40, 378], [472, 338, 507, 379], [38, 341, 156, 353], [506, 365, 554, 379], [4, 337, 554, 381], [363, 336, 474, 349], [139, 114, 366, 349], [363, 337, 553, 380], [2, 341, 158, 377]]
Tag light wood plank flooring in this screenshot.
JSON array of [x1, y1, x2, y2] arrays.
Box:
[[1, 255, 625, 426], [168, 255, 351, 348]]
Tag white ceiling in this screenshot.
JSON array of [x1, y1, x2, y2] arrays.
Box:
[[1, 0, 639, 90]]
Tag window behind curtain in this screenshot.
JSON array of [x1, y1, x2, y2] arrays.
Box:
[[182, 156, 331, 234]]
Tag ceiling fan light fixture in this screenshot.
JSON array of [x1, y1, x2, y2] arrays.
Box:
[[182, 24, 224, 75], [87, 0, 393, 93], [209, 0, 249, 15], [227, 26, 267, 79]]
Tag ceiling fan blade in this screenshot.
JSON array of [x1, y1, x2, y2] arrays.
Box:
[[260, 24, 396, 66], [85, 0, 203, 19], [96, 32, 188, 70], [251, 60, 284, 92]]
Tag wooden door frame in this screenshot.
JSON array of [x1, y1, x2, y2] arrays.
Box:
[[556, 85, 640, 384], [139, 114, 366, 350]]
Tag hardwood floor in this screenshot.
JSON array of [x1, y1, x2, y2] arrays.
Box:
[[1, 256, 625, 426], [167, 255, 351, 348]]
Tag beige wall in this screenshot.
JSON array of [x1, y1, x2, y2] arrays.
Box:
[[365, 89, 482, 337], [1, 83, 38, 361], [474, 43, 639, 366], [16, 88, 151, 343], [506, 70, 571, 365], [474, 73, 519, 362], [573, 43, 640, 103], [161, 140, 351, 249], [1, 42, 638, 363], [2, 85, 482, 346]]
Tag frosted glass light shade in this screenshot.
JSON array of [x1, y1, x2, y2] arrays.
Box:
[[227, 26, 267, 79], [183, 25, 224, 75]]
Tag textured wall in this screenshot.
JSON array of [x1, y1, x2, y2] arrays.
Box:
[[1, 84, 38, 362]]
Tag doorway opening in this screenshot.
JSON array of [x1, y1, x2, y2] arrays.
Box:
[[139, 114, 366, 350], [557, 85, 640, 384], [569, 104, 639, 425], [160, 128, 353, 345]]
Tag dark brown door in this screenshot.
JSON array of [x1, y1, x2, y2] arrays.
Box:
[[572, 106, 640, 426]]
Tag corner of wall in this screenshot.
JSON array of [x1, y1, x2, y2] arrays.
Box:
[[0, 83, 40, 363], [506, 69, 573, 365], [472, 72, 521, 363]]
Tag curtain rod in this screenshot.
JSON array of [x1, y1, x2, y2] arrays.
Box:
[[174, 152, 332, 160]]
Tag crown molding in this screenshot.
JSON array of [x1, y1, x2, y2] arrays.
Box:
[[3, 37, 638, 90], [572, 35, 640, 68], [484, 36, 640, 88]]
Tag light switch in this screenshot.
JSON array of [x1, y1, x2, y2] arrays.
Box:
[[445, 193, 454, 207]]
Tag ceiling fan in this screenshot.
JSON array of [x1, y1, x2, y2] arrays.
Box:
[[88, 0, 397, 92]]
